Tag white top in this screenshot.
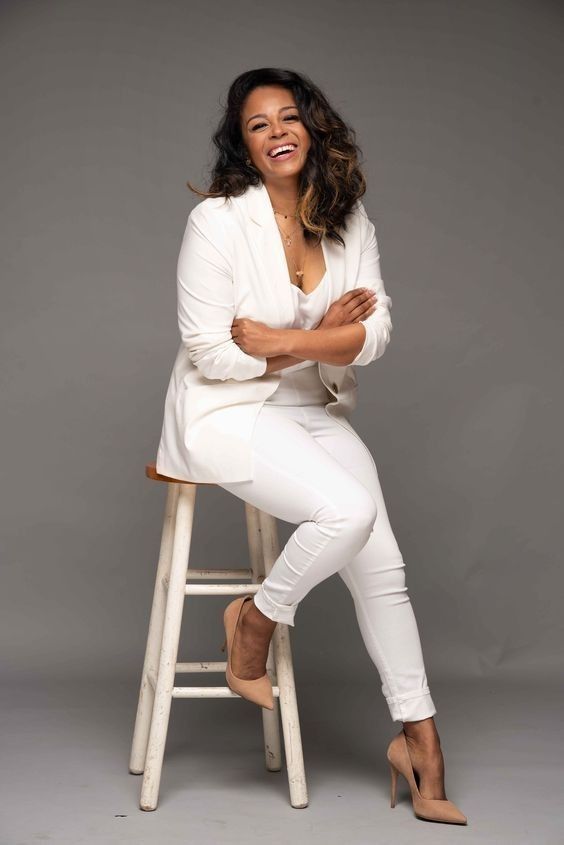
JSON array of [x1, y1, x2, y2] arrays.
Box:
[[155, 182, 393, 483], [265, 268, 334, 406]]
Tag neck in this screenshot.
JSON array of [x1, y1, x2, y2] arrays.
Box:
[[264, 179, 299, 217]]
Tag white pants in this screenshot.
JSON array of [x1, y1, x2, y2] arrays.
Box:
[[219, 370, 436, 722]]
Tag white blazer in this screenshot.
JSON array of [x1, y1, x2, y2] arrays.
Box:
[[155, 181, 393, 483]]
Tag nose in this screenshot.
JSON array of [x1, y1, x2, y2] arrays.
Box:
[[270, 121, 288, 138]]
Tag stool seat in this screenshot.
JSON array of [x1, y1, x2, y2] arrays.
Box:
[[145, 461, 210, 485], [129, 460, 308, 811]]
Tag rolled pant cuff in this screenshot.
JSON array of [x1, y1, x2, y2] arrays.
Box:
[[253, 585, 298, 626], [386, 689, 437, 723]]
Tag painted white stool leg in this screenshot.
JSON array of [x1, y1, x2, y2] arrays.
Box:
[[259, 509, 308, 809], [140, 483, 197, 811], [244, 503, 282, 773], [130, 482, 180, 775]]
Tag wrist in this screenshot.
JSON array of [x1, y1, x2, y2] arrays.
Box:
[[275, 328, 297, 357], [283, 327, 316, 357]]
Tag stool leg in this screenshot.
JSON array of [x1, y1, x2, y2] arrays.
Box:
[[259, 510, 308, 809], [130, 482, 180, 775], [244, 503, 282, 773], [140, 483, 197, 811]]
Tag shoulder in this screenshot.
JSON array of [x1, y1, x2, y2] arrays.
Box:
[[353, 199, 379, 247], [351, 199, 372, 227], [191, 194, 235, 216], [339, 199, 374, 249], [188, 195, 236, 227], [184, 195, 241, 246]]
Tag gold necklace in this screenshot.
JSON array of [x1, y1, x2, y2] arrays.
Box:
[[273, 217, 307, 288], [273, 208, 300, 246], [287, 243, 308, 289]]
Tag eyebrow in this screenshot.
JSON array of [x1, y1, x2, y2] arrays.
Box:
[[246, 105, 298, 125]]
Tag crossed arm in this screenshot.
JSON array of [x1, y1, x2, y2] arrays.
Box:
[[231, 309, 375, 373], [262, 325, 365, 373], [176, 204, 393, 381]]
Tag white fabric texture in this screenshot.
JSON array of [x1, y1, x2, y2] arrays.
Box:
[[265, 267, 334, 406], [219, 397, 436, 724], [155, 181, 393, 483]]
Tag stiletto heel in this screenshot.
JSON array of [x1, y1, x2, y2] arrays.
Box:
[[389, 762, 399, 808], [386, 729, 468, 825], [222, 595, 274, 710]]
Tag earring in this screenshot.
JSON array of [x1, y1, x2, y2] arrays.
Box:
[[245, 157, 251, 165]]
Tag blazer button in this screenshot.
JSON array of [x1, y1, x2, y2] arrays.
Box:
[[331, 382, 338, 392]]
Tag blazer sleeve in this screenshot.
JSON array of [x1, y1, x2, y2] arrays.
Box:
[[176, 206, 268, 381], [349, 203, 393, 366]]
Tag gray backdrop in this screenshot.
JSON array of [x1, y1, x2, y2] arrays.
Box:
[[1, 1, 562, 843]]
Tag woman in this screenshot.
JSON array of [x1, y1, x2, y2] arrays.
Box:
[[156, 68, 467, 825]]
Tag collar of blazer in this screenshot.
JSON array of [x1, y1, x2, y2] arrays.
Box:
[[233, 180, 348, 327]]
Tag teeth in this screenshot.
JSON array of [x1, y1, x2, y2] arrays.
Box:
[[269, 144, 296, 157]]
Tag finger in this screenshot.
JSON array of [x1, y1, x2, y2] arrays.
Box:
[[359, 291, 377, 308], [348, 288, 377, 305], [349, 301, 376, 321], [339, 289, 367, 305]]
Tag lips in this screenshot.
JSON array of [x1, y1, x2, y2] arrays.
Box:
[[268, 143, 298, 159]]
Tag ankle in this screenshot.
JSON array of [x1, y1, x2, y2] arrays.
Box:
[[403, 724, 442, 756], [241, 601, 277, 636]]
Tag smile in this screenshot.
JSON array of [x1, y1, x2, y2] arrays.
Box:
[[267, 144, 298, 161]]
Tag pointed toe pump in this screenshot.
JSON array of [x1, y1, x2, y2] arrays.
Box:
[[220, 595, 274, 710], [386, 730, 468, 825]]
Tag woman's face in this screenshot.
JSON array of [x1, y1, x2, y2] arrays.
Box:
[[240, 85, 311, 183]]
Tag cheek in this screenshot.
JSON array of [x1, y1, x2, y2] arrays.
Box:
[[297, 131, 311, 151]]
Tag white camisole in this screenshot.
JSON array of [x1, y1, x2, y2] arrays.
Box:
[[265, 266, 334, 407]]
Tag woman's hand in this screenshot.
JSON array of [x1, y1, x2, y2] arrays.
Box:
[[314, 287, 377, 330], [231, 318, 283, 357]]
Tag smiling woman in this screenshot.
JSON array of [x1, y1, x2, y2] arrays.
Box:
[[155, 67, 467, 826], [188, 69, 366, 249]]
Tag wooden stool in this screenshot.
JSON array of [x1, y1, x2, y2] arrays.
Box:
[[128, 462, 308, 811]]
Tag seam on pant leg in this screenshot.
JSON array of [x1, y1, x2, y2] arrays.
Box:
[[342, 560, 406, 717]]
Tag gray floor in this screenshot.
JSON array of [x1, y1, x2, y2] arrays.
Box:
[[1, 677, 562, 844]]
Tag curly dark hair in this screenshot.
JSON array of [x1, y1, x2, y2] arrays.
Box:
[[187, 67, 368, 247]]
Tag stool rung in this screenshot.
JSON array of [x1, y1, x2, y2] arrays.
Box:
[[176, 661, 227, 672], [186, 568, 254, 579], [161, 576, 262, 594], [184, 583, 260, 595], [171, 685, 280, 699]]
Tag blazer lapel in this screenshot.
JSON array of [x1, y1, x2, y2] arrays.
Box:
[[241, 182, 347, 326]]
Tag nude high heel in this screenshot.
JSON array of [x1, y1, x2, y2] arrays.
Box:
[[220, 595, 274, 710], [387, 729, 468, 825]]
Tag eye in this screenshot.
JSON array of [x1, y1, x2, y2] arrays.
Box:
[[250, 115, 300, 131]]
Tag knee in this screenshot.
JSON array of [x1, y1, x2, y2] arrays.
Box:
[[323, 486, 378, 539], [349, 493, 378, 538]]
